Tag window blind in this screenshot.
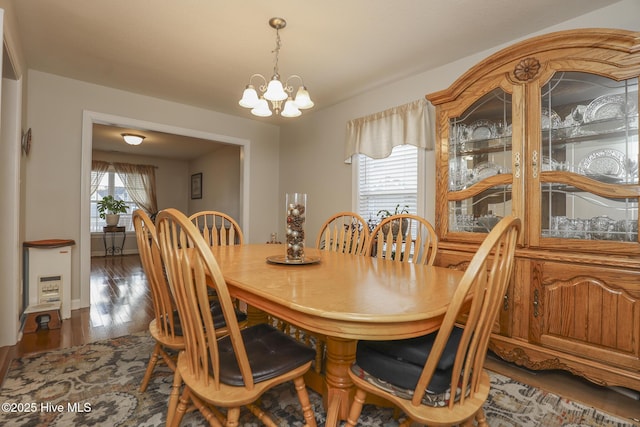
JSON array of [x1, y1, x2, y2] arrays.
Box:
[[357, 144, 418, 225]]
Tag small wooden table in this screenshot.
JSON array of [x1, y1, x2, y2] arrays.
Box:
[[103, 226, 126, 256], [209, 244, 464, 423]]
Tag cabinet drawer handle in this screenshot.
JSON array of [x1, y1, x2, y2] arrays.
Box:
[[533, 289, 540, 317], [532, 150, 539, 179], [514, 152, 521, 179]]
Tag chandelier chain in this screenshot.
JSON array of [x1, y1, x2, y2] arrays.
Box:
[[272, 28, 281, 79]]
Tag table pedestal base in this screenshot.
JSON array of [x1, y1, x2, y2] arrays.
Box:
[[324, 336, 357, 424]]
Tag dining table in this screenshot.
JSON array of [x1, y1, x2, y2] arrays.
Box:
[[208, 243, 465, 424]]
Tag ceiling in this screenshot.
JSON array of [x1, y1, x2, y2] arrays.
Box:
[[11, 0, 622, 158], [92, 124, 233, 160]]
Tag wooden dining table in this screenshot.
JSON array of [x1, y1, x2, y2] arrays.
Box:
[[209, 243, 465, 423]]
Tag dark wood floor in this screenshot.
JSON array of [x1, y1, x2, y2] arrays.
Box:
[[0, 254, 638, 423]]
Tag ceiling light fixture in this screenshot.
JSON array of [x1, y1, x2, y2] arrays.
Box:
[[239, 17, 314, 118], [122, 133, 145, 146]]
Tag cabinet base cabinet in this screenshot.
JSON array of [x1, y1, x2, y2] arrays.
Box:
[[437, 245, 640, 392], [532, 260, 640, 375], [490, 336, 640, 392]]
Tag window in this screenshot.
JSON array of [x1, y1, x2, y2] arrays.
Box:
[[356, 144, 418, 228], [90, 168, 140, 232]]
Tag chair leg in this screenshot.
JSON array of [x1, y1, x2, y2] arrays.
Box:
[[170, 387, 190, 427], [475, 407, 488, 427], [188, 393, 224, 427], [166, 367, 183, 426], [158, 346, 177, 372], [293, 376, 317, 427], [246, 403, 278, 427], [225, 407, 241, 427], [345, 388, 367, 427], [139, 342, 161, 392]]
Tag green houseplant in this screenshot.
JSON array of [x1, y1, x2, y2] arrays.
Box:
[[377, 204, 410, 238], [97, 195, 129, 226]]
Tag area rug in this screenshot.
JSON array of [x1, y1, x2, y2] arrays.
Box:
[[0, 333, 636, 427]]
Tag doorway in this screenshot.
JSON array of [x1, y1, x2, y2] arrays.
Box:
[[80, 111, 251, 308]]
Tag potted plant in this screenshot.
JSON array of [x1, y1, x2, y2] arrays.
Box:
[[97, 195, 129, 226], [377, 204, 410, 238]]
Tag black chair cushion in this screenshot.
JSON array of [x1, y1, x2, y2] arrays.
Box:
[[355, 326, 463, 393], [217, 323, 315, 386], [209, 301, 248, 328], [169, 302, 247, 337]]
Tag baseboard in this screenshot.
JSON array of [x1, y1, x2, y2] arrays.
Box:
[[90, 249, 139, 257], [71, 298, 85, 311]]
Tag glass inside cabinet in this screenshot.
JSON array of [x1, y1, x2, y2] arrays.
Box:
[[448, 88, 513, 233], [540, 71, 638, 242]]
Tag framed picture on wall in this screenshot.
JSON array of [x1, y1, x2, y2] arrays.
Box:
[[191, 173, 202, 199]]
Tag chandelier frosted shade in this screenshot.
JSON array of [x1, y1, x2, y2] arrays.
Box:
[[251, 98, 273, 117], [281, 99, 301, 117], [239, 85, 259, 108], [239, 17, 314, 118], [264, 78, 288, 101], [294, 86, 314, 109]]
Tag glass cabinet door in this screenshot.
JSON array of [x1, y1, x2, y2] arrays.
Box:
[[539, 71, 638, 243], [448, 88, 514, 234]]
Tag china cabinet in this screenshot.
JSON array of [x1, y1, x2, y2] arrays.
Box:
[[427, 29, 640, 391]]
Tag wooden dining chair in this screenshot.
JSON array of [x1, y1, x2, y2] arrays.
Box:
[[156, 208, 318, 427], [189, 210, 245, 308], [189, 210, 244, 246], [315, 211, 370, 255], [347, 216, 521, 427], [133, 210, 247, 397], [367, 213, 438, 265], [133, 209, 186, 393]]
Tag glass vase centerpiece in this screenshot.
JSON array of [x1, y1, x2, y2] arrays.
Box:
[[285, 192, 307, 261]]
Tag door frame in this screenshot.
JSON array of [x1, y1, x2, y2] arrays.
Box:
[[79, 110, 251, 309]]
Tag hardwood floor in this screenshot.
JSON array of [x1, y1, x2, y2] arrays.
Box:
[[0, 254, 638, 424]]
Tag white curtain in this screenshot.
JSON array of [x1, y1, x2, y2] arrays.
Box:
[[344, 98, 435, 163], [91, 160, 110, 196], [112, 162, 158, 216]]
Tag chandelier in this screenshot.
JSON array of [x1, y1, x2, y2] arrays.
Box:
[[239, 17, 314, 118]]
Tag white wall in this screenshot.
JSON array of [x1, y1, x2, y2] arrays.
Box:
[[188, 144, 242, 224], [278, 0, 640, 242], [24, 70, 280, 310]]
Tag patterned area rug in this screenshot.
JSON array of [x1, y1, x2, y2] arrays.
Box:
[[0, 333, 636, 426]]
